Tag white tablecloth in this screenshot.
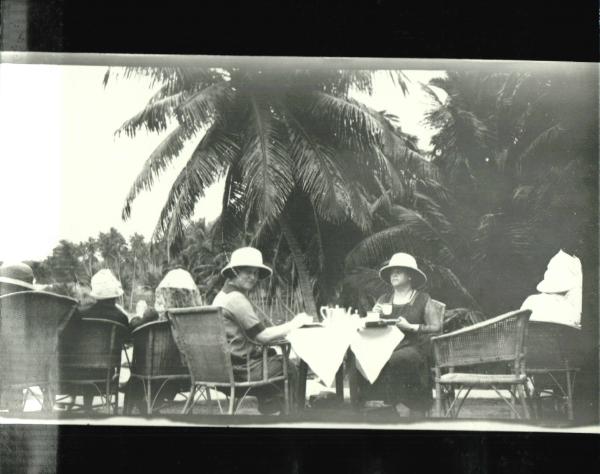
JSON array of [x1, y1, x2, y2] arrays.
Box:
[[350, 326, 404, 383], [287, 320, 405, 387], [287, 323, 357, 387]]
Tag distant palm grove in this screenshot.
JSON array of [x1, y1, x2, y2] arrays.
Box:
[[18, 66, 596, 333]]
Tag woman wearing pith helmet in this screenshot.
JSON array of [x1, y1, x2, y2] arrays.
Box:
[[0, 262, 36, 296], [358, 252, 443, 418], [212, 247, 313, 414]]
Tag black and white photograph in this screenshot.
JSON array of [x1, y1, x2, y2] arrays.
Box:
[[0, 53, 598, 435]]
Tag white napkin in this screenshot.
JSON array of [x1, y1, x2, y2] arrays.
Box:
[[350, 326, 404, 384], [287, 325, 357, 387]]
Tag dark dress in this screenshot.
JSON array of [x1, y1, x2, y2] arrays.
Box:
[[357, 290, 435, 411]]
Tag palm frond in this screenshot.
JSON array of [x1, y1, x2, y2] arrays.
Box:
[[345, 219, 455, 272], [116, 91, 187, 136], [151, 127, 239, 249], [282, 106, 349, 223], [367, 107, 440, 180], [175, 81, 233, 129], [386, 71, 410, 96], [306, 92, 382, 151], [122, 124, 199, 220], [238, 97, 294, 225]]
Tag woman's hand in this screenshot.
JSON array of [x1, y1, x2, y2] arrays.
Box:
[[395, 316, 418, 332], [372, 303, 384, 314], [291, 312, 314, 329]]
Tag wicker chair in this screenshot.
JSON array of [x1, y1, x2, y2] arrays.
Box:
[[167, 306, 292, 415], [525, 322, 582, 420], [123, 320, 190, 415], [432, 309, 532, 419], [347, 299, 446, 411], [56, 318, 129, 414], [0, 291, 77, 412]]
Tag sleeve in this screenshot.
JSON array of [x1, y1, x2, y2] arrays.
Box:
[[224, 292, 266, 340]]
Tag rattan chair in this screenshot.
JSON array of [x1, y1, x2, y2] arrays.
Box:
[[347, 299, 446, 411], [525, 322, 582, 420], [167, 306, 292, 415], [123, 320, 190, 415], [56, 318, 129, 414], [432, 309, 531, 419], [0, 291, 77, 412]]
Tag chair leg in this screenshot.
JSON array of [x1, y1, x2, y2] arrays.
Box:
[[435, 382, 443, 417], [228, 387, 236, 415], [182, 385, 196, 415], [42, 385, 56, 413], [517, 384, 531, 419], [283, 378, 290, 415], [565, 370, 574, 421], [146, 380, 153, 415]]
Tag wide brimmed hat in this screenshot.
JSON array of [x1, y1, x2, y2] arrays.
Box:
[[0, 262, 35, 290], [379, 252, 427, 289], [90, 269, 124, 300], [536, 249, 582, 294], [157, 268, 198, 290], [221, 247, 272, 280]]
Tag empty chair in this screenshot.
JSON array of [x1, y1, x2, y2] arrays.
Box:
[[167, 306, 292, 415], [0, 291, 77, 412], [123, 320, 190, 415], [56, 318, 129, 414], [432, 309, 531, 419]]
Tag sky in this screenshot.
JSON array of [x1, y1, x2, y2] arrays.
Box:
[[0, 64, 446, 262]]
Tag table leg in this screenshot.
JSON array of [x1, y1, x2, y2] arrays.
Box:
[[297, 360, 308, 411], [335, 365, 344, 403]]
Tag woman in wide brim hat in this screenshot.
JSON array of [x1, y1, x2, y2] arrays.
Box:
[[521, 249, 582, 329], [0, 262, 36, 296], [220, 247, 273, 280], [357, 252, 444, 418], [378, 252, 428, 290], [212, 247, 312, 414]]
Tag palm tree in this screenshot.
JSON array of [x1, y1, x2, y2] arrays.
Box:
[[104, 66, 422, 316], [97, 227, 129, 287], [128, 233, 148, 309], [76, 237, 98, 282], [421, 69, 596, 315]]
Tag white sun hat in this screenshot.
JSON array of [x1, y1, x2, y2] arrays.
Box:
[[157, 268, 198, 290], [221, 247, 272, 280], [90, 269, 124, 300], [379, 252, 427, 289], [536, 249, 582, 294]]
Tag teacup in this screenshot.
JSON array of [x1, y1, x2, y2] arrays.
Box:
[[381, 304, 393, 316]]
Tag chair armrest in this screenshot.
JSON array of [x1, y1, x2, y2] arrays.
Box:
[[431, 309, 529, 342]]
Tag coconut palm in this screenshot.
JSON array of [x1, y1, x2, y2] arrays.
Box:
[[104, 66, 424, 316], [420, 69, 596, 315]]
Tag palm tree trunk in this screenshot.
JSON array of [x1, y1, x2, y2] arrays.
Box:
[[280, 217, 318, 319], [129, 255, 136, 311]]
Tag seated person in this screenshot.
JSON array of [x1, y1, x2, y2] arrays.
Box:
[[213, 247, 312, 414], [75, 269, 130, 326], [124, 268, 202, 411], [358, 252, 443, 419], [0, 262, 36, 411], [521, 249, 582, 329], [0, 261, 36, 296], [154, 267, 204, 319]]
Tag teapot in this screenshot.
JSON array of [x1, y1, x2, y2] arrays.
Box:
[[319, 305, 353, 324]]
